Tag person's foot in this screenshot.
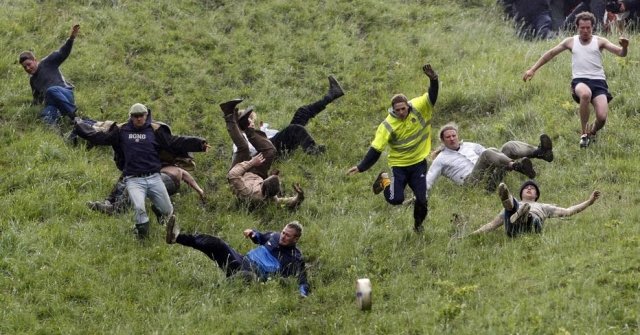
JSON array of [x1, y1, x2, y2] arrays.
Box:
[[512, 158, 536, 179], [327, 75, 344, 100], [414, 222, 424, 233], [498, 183, 514, 211], [134, 221, 150, 239], [219, 98, 244, 117], [537, 134, 553, 162], [165, 214, 179, 244], [509, 202, 531, 225], [372, 172, 389, 195], [579, 134, 590, 148]]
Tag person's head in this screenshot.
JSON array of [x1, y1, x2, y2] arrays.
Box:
[[390, 94, 410, 120], [519, 180, 540, 201], [439, 122, 460, 150], [575, 12, 595, 41], [128, 103, 149, 128], [237, 106, 255, 130], [19, 51, 38, 75], [279, 221, 303, 246], [261, 175, 281, 198]]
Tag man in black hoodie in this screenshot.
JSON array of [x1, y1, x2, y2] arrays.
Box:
[[74, 103, 209, 238]]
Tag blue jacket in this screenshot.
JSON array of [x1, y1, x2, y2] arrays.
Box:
[[246, 230, 309, 293]]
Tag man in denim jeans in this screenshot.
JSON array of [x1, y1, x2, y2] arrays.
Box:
[[19, 24, 80, 125], [74, 103, 209, 238]]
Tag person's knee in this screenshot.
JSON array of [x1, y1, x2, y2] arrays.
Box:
[[577, 90, 592, 101], [386, 198, 404, 205]]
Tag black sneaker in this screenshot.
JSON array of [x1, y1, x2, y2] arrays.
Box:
[[372, 172, 388, 195], [327, 75, 344, 100], [538, 134, 553, 162], [165, 215, 179, 244], [513, 158, 536, 179]]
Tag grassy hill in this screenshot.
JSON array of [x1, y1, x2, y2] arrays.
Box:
[[1, 0, 638, 333]]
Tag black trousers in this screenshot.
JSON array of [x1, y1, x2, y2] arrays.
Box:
[[176, 233, 248, 277], [270, 96, 331, 154]]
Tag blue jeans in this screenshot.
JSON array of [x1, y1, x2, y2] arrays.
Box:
[[41, 86, 76, 124], [125, 173, 173, 226], [504, 200, 543, 238]]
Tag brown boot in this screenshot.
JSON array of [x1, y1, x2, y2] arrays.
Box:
[[219, 99, 244, 117]]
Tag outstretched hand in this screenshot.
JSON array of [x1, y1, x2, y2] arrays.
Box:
[[70, 24, 80, 39], [346, 166, 360, 176], [523, 69, 535, 82], [423, 64, 438, 80], [589, 190, 601, 203], [243, 229, 254, 239]]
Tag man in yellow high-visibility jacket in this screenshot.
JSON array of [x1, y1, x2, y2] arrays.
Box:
[[347, 64, 438, 233]]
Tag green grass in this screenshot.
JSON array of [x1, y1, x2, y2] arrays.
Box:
[[1, 0, 639, 334]]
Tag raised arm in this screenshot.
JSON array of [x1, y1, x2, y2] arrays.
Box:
[[600, 36, 628, 57], [423, 64, 439, 106], [49, 24, 80, 67], [549, 191, 601, 218], [523, 38, 572, 81]]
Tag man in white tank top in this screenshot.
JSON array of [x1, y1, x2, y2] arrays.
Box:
[[522, 11, 628, 148]]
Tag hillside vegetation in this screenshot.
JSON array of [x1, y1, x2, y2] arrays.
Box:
[[1, 0, 638, 334]]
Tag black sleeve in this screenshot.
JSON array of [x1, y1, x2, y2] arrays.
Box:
[[157, 126, 207, 154], [49, 38, 75, 67], [356, 147, 382, 173], [428, 77, 439, 106]]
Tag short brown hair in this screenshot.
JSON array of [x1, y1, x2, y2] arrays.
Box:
[[390, 94, 408, 107], [575, 11, 595, 27], [286, 221, 303, 237], [19, 51, 35, 64]]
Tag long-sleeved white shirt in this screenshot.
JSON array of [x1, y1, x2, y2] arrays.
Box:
[[426, 141, 486, 191]]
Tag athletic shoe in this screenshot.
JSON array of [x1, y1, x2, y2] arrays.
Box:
[[498, 183, 514, 211], [165, 214, 179, 244], [579, 134, 590, 148], [372, 172, 389, 195]]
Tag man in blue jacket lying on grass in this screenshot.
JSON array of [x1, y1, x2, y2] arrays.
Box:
[[166, 220, 310, 297]]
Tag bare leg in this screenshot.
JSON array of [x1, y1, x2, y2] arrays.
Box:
[[574, 83, 593, 135], [591, 94, 609, 135]]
